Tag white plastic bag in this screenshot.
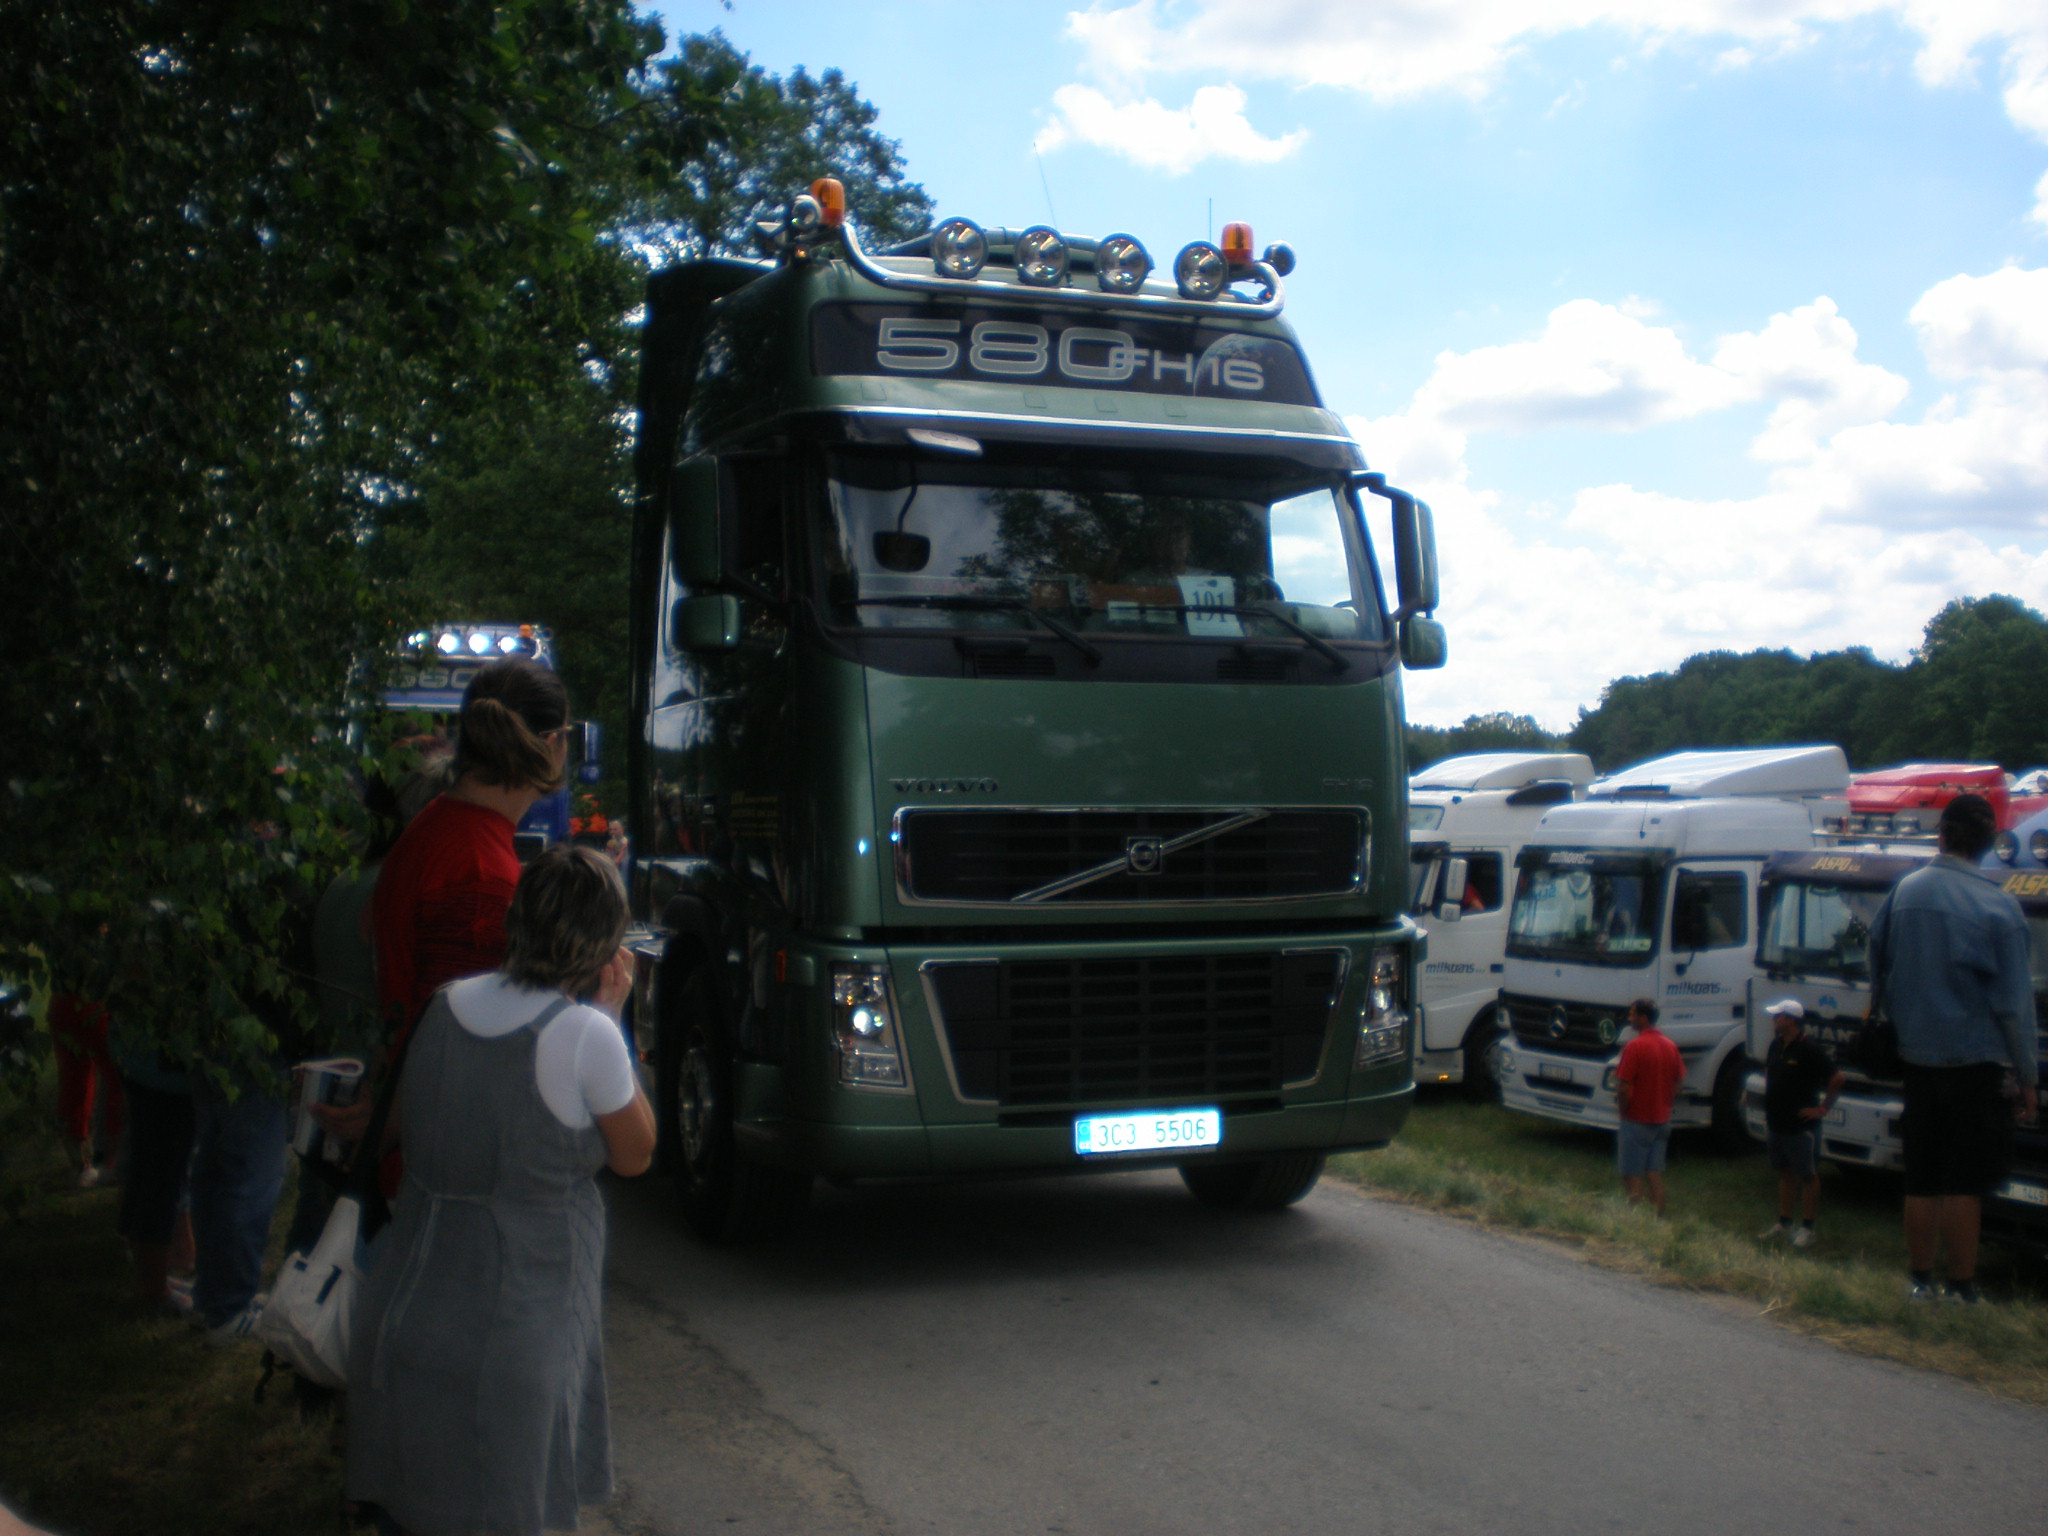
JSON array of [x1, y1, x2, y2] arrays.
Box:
[[255, 1193, 361, 1389]]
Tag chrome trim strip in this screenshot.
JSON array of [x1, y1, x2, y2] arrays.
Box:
[[842, 222, 1284, 320], [891, 803, 1369, 909], [821, 403, 1359, 454], [1011, 810, 1271, 904]]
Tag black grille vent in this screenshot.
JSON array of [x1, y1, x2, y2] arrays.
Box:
[[926, 950, 1342, 1106], [899, 808, 1365, 904], [1502, 990, 1626, 1058], [1218, 653, 1295, 683]]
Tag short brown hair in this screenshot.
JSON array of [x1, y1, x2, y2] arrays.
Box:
[[1629, 998, 1659, 1026], [455, 658, 570, 793], [502, 845, 628, 996]]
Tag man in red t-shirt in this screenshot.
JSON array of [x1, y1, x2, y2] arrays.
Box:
[[1615, 998, 1687, 1215]]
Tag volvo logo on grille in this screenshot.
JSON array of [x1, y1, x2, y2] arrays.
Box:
[[1548, 1005, 1569, 1041], [1126, 836, 1165, 875]]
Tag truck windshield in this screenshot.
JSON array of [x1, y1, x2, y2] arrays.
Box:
[[1507, 856, 1660, 966], [1758, 880, 1888, 980], [819, 448, 1382, 644]]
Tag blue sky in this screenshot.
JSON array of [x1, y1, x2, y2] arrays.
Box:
[[652, 2, 2048, 730]]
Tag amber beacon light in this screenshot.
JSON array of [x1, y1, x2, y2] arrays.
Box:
[[810, 177, 846, 228], [1220, 221, 1255, 271]]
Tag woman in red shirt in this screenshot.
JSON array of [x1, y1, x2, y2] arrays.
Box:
[[315, 659, 569, 1156]]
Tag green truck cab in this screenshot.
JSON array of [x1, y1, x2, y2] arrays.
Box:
[[628, 189, 1445, 1239]]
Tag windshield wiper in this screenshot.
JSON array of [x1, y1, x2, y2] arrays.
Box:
[[851, 595, 1102, 666], [1150, 604, 1351, 672]]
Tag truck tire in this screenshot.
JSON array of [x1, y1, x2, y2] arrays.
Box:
[[1179, 1151, 1326, 1210], [663, 968, 810, 1243], [1709, 1052, 1751, 1156], [1461, 1009, 1505, 1103]]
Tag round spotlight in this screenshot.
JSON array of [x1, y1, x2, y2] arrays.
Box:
[[1015, 225, 1069, 287], [1996, 830, 2019, 864], [1174, 241, 1228, 300], [467, 632, 492, 656], [1262, 242, 1296, 277], [435, 632, 460, 655], [405, 630, 430, 650], [497, 635, 521, 655], [1094, 233, 1152, 294], [787, 194, 822, 238], [2031, 829, 2048, 864], [930, 218, 987, 280]]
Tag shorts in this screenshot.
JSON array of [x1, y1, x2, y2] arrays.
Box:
[[1766, 1127, 1818, 1177], [1900, 1061, 2013, 1200], [1617, 1118, 1671, 1178]]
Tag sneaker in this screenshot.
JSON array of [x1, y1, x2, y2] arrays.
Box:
[[1759, 1220, 1790, 1242], [202, 1296, 266, 1348], [77, 1162, 100, 1189], [1906, 1276, 1939, 1303], [1943, 1280, 1985, 1306], [1791, 1225, 1816, 1250], [156, 1287, 195, 1321]]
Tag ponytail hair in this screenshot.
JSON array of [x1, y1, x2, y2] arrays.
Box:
[[454, 658, 570, 793]]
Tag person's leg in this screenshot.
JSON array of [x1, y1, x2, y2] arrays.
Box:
[[116, 1077, 196, 1308], [83, 1018, 124, 1171], [49, 1015, 93, 1180], [1646, 1171, 1666, 1216], [189, 1074, 287, 1329], [1801, 1172, 1822, 1223], [1777, 1168, 1797, 1221], [1647, 1124, 1671, 1216], [1623, 1175, 1644, 1205], [1940, 1196, 1982, 1284], [1904, 1195, 1940, 1271]]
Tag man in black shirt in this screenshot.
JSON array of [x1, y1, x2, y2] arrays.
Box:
[[1753, 999, 1851, 1253], [1760, 998, 1845, 1248]]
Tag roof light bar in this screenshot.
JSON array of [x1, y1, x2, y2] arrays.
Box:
[[931, 218, 987, 280]]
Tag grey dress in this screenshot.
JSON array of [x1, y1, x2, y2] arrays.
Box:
[[346, 989, 612, 1535]]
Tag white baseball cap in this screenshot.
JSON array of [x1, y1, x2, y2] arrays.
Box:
[[1764, 998, 1805, 1019]]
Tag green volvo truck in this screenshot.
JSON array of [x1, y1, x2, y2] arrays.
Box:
[[627, 185, 1446, 1239]]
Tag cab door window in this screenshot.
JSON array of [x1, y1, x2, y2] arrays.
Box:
[[1671, 870, 1746, 951]]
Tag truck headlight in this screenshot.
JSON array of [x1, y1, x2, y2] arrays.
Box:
[[1353, 946, 1412, 1068], [830, 964, 907, 1089], [1601, 1066, 1618, 1093]]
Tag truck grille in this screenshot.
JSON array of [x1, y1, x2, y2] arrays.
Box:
[[1502, 990, 1627, 1059], [896, 808, 1365, 905], [923, 950, 1344, 1106]]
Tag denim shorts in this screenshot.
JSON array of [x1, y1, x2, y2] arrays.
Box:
[[1617, 1118, 1671, 1177]]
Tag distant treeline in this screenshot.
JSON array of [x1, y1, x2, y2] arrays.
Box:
[[1408, 594, 2048, 775]]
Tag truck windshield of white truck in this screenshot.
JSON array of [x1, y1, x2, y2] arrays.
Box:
[[821, 447, 1383, 646], [1507, 853, 1661, 965]]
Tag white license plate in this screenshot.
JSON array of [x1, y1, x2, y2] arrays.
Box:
[[1074, 1107, 1222, 1157], [1537, 1062, 1574, 1085], [1826, 1106, 1846, 1126], [1997, 1179, 2048, 1207]]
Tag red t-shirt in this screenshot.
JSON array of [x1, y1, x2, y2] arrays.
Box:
[[372, 794, 521, 1043], [1616, 1026, 1686, 1124]]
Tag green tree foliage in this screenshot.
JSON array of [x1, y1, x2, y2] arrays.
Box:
[[1, 0, 659, 1070], [1565, 596, 2048, 772], [621, 32, 934, 265], [1408, 713, 1567, 772]]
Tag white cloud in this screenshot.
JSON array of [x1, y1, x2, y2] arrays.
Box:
[[1033, 82, 1307, 172], [1347, 269, 2048, 729], [1052, 2, 2048, 152]]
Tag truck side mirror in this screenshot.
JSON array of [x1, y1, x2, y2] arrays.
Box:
[[1399, 615, 1447, 670], [1437, 855, 1468, 921], [672, 593, 741, 652], [672, 456, 723, 585], [1353, 472, 1440, 618]]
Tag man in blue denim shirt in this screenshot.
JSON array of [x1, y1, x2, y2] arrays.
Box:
[[1867, 793, 2040, 1304]]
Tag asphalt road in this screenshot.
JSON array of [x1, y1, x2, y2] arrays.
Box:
[[590, 1167, 2047, 1536]]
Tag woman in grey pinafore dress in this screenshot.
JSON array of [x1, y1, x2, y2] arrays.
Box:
[[347, 846, 656, 1536]]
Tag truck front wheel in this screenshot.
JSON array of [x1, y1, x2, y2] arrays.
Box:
[[663, 968, 809, 1242], [1461, 1009, 1505, 1103], [1179, 1152, 1326, 1210], [1709, 1052, 1751, 1156]]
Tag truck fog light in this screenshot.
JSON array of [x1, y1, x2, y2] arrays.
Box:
[[2032, 830, 2048, 864], [1174, 241, 1227, 300], [1015, 226, 1069, 286], [1996, 830, 2018, 864], [931, 218, 986, 279], [1601, 1066, 1618, 1093], [830, 964, 907, 1089], [1095, 233, 1151, 293], [1353, 945, 1412, 1068]]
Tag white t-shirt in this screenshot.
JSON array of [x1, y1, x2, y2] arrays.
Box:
[[444, 973, 638, 1130]]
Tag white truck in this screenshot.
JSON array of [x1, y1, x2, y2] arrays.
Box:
[[1738, 844, 1931, 1169], [1494, 746, 1849, 1145], [1408, 751, 1595, 1096]]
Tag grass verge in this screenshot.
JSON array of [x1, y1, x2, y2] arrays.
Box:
[[0, 1069, 347, 1536], [1330, 1091, 2048, 1405]]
